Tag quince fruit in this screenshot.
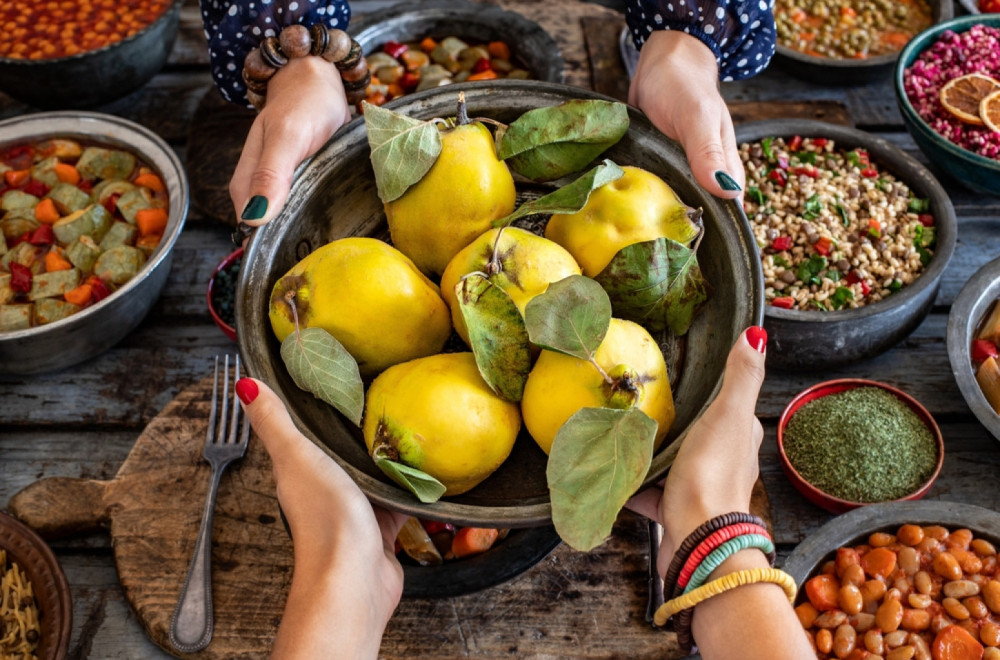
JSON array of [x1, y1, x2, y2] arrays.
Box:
[[521, 317, 674, 454], [268, 237, 451, 379], [544, 165, 700, 277], [439, 226, 582, 346], [363, 352, 522, 495], [384, 121, 516, 278]]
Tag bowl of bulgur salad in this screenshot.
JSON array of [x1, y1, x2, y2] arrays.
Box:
[[896, 15, 1000, 197], [736, 119, 956, 371]]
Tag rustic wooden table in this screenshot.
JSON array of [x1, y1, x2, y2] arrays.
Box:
[[2, 1, 999, 658]]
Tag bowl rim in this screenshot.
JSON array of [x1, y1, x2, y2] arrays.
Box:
[[734, 118, 957, 324], [947, 253, 1000, 441], [0, 110, 190, 342], [0, 0, 183, 66], [774, 0, 953, 69], [893, 13, 1000, 171], [776, 378, 945, 514], [0, 510, 72, 660], [207, 247, 243, 342]]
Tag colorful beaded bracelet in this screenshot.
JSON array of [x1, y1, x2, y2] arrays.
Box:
[[682, 533, 776, 595], [674, 523, 771, 593], [241, 23, 371, 110], [654, 567, 798, 627]]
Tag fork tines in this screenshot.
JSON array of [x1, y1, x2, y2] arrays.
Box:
[[207, 354, 251, 449]]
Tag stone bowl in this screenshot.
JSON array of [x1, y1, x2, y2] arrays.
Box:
[[735, 119, 957, 371], [349, 0, 564, 86], [0, 111, 189, 376], [0, 0, 183, 109], [947, 254, 1000, 442], [773, 0, 952, 86], [238, 80, 763, 528], [894, 14, 1000, 197]]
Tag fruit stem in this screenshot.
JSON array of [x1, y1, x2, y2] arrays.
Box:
[[589, 356, 615, 387], [457, 92, 469, 126], [485, 226, 507, 276], [285, 289, 303, 343]]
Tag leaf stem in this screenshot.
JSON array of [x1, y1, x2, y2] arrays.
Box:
[[589, 355, 614, 386]]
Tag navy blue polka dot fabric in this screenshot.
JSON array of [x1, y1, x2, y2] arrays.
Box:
[[201, 0, 774, 107], [625, 0, 776, 81], [200, 0, 351, 106]]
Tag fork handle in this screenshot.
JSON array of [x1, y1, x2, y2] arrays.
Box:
[[169, 461, 226, 653]]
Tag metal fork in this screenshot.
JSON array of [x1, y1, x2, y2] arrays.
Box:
[[169, 355, 250, 653]]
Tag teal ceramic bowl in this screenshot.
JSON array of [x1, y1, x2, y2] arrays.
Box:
[[894, 15, 1000, 197]]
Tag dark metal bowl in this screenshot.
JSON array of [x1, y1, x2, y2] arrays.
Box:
[[349, 0, 564, 85], [772, 0, 952, 86], [0, 112, 190, 376], [239, 80, 763, 528], [0, 0, 182, 109], [947, 254, 1000, 442], [735, 119, 956, 371]]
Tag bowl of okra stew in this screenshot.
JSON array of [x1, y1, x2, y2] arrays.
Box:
[[735, 119, 956, 371]]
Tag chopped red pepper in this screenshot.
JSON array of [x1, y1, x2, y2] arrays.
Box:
[[400, 71, 420, 91], [814, 236, 833, 256], [812, 138, 828, 147], [856, 149, 870, 165], [860, 167, 878, 178], [771, 296, 795, 309], [868, 218, 882, 238], [918, 213, 934, 227], [9, 263, 32, 293], [86, 275, 111, 302], [28, 224, 55, 246], [767, 169, 787, 186], [421, 520, 456, 535], [9, 230, 32, 248], [777, 155, 789, 170], [22, 179, 49, 197], [472, 56, 492, 74], [846, 270, 862, 284], [972, 339, 1000, 364], [103, 192, 121, 215], [76, 178, 94, 193], [382, 40, 408, 59], [793, 165, 818, 178], [772, 236, 793, 251], [859, 280, 871, 296], [788, 135, 803, 151]]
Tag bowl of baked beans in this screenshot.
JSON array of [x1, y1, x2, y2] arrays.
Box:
[[772, 0, 952, 86], [784, 500, 1000, 660], [0, 0, 183, 109], [735, 119, 957, 371]]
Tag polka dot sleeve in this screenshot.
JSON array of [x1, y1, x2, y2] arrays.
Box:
[[199, 0, 352, 107], [625, 0, 776, 81]]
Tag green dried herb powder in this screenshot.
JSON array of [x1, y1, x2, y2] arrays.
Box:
[[783, 386, 938, 503]]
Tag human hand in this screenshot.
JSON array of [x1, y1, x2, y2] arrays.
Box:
[[628, 30, 744, 200], [235, 377, 405, 658], [230, 56, 352, 233], [629, 326, 767, 578]]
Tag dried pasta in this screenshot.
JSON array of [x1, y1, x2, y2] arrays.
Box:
[[0, 549, 40, 660]]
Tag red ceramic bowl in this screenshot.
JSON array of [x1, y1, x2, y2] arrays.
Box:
[[777, 379, 945, 515], [206, 247, 243, 342]]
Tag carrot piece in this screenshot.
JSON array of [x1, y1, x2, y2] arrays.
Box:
[[804, 574, 840, 611], [63, 283, 93, 307], [44, 249, 72, 272], [932, 624, 984, 660], [450, 527, 499, 558], [34, 197, 60, 224], [883, 32, 911, 48], [53, 162, 80, 185], [133, 172, 165, 193], [419, 37, 437, 53], [135, 233, 162, 251], [840, 5, 857, 17], [860, 547, 897, 578], [467, 70, 498, 81], [4, 169, 29, 188], [135, 207, 168, 236], [487, 41, 511, 60]]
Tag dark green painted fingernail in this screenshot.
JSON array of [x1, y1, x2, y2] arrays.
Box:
[[241, 195, 268, 221], [714, 171, 742, 192]]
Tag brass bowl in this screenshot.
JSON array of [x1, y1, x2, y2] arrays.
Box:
[[238, 80, 763, 527]]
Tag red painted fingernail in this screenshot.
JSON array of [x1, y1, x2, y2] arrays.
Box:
[[746, 326, 767, 354], [235, 378, 258, 405]]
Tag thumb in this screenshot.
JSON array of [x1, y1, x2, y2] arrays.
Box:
[[713, 326, 768, 416]]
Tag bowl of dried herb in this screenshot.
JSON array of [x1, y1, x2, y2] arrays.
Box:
[[777, 379, 944, 514]]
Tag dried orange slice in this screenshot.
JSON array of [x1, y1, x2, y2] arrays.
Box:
[[940, 73, 1000, 125], [981, 90, 1000, 134]]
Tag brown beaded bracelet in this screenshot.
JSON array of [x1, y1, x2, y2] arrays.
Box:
[[241, 23, 371, 110]]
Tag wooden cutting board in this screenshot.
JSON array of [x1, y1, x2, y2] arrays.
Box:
[[8, 376, 773, 659]]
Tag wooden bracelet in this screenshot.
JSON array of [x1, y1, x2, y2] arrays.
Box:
[[683, 534, 776, 595], [674, 523, 771, 593], [241, 23, 370, 110]]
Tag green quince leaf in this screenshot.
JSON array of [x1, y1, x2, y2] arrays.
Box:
[[457, 273, 531, 402], [595, 236, 711, 336], [372, 447, 447, 504], [363, 101, 443, 204], [492, 160, 624, 229], [548, 407, 657, 551], [280, 327, 364, 426], [523, 274, 611, 360], [498, 100, 629, 182]]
